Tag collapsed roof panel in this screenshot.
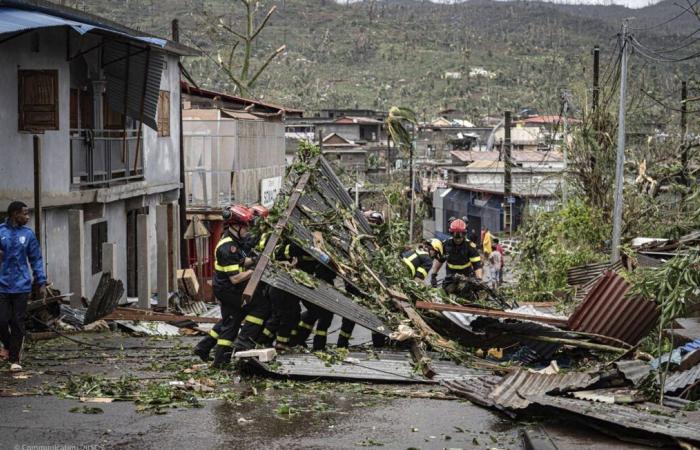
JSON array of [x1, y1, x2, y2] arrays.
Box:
[[249, 350, 483, 383], [261, 265, 389, 336]]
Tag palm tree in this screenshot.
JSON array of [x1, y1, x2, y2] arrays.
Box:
[[385, 106, 418, 172], [385, 106, 418, 240]]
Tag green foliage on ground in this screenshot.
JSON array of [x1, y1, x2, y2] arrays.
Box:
[[514, 199, 609, 302]]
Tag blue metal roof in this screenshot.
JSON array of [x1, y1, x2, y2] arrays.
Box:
[[0, 7, 166, 47]]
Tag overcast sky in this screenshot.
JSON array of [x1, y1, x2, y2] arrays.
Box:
[[341, 0, 661, 9]]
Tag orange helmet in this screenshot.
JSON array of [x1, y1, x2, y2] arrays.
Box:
[[250, 205, 269, 218], [222, 204, 254, 225], [448, 219, 467, 234]]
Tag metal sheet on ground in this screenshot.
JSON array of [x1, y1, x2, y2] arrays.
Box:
[[528, 395, 700, 444], [262, 265, 390, 336], [250, 350, 484, 383]]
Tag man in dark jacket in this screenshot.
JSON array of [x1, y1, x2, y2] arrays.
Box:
[[0, 201, 46, 371]]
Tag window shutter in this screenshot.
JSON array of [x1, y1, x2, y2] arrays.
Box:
[[158, 90, 170, 137], [18, 70, 59, 131]]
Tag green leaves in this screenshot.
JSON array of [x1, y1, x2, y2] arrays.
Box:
[[385, 106, 417, 156]]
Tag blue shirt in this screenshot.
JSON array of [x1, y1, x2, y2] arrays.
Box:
[[0, 220, 46, 294]]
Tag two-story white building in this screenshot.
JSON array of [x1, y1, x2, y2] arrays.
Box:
[[0, 0, 197, 306]]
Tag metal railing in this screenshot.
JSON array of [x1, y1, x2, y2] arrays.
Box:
[[70, 129, 143, 188]]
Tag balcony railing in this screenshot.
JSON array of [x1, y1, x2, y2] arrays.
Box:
[[70, 129, 144, 188]]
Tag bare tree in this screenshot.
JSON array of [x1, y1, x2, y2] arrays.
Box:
[[195, 0, 286, 97]]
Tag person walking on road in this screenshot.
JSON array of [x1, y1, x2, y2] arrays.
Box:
[[0, 201, 46, 372]]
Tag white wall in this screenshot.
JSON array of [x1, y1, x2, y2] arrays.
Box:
[[143, 54, 181, 187], [0, 29, 71, 195]]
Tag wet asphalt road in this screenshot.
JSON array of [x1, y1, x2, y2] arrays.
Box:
[[0, 333, 658, 450]]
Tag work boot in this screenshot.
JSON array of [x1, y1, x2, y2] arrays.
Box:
[[275, 342, 292, 353], [193, 336, 216, 362], [312, 334, 327, 351], [212, 346, 233, 369]]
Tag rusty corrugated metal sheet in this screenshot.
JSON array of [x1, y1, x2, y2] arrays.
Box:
[[567, 271, 659, 346], [488, 368, 599, 409]]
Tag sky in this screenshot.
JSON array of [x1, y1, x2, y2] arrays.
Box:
[[340, 0, 662, 9]]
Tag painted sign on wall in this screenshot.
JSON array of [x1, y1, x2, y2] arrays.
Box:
[[261, 176, 282, 207]]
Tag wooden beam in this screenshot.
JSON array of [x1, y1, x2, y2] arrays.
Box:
[[414, 301, 569, 328], [102, 307, 219, 323], [242, 157, 319, 303]]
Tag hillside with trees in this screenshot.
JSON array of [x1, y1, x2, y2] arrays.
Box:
[[62, 0, 698, 126]]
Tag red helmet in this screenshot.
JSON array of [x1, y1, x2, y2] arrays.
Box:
[[448, 219, 467, 234], [250, 205, 269, 218], [223, 204, 254, 225]]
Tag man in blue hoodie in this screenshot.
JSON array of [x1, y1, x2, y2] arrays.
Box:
[[0, 201, 46, 371]]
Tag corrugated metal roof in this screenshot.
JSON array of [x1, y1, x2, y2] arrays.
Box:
[[528, 395, 700, 444], [488, 368, 599, 409], [567, 261, 623, 286], [442, 376, 509, 413], [251, 350, 484, 383], [103, 40, 164, 131], [261, 265, 389, 336], [663, 364, 700, 394], [613, 360, 652, 386], [567, 271, 659, 346]]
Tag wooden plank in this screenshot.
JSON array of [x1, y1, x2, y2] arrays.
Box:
[[415, 301, 569, 327], [102, 307, 219, 323], [242, 158, 318, 303]]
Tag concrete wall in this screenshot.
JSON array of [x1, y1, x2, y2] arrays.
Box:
[[143, 54, 181, 186], [0, 29, 71, 196], [1, 29, 181, 301], [322, 124, 360, 142]]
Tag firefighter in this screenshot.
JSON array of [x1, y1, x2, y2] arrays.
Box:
[[290, 249, 337, 351], [402, 239, 444, 282], [192, 205, 258, 367], [431, 218, 483, 294], [259, 241, 311, 351]]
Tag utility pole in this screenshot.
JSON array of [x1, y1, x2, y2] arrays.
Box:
[[611, 22, 628, 263], [504, 110, 513, 235], [173, 18, 188, 269], [592, 45, 600, 112], [561, 93, 569, 203], [681, 80, 689, 185], [408, 127, 416, 242]]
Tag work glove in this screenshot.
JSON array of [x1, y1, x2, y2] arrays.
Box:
[[430, 274, 438, 288], [38, 285, 47, 300]]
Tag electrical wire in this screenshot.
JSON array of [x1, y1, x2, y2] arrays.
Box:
[[629, 0, 699, 31], [639, 88, 700, 113]]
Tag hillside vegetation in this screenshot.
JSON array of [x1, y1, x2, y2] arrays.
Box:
[[64, 0, 699, 125]]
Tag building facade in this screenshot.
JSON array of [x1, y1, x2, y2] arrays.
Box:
[[0, 1, 196, 304]]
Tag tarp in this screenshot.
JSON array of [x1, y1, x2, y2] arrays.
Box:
[[0, 7, 166, 46]]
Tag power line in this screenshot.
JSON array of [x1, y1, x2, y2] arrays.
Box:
[[629, 0, 699, 31], [640, 88, 700, 113]]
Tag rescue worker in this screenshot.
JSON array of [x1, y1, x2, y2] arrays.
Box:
[[259, 241, 311, 351], [192, 205, 258, 367], [431, 218, 483, 294], [290, 250, 337, 350], [363, 210, 384, 226], [402, 239, 444, 281], [337, 209, 385, 348]]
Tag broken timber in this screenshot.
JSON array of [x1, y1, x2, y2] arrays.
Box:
[[102, 307, 220, 324], [415, 301, 569, 328], [243, 157, 318, 303]]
